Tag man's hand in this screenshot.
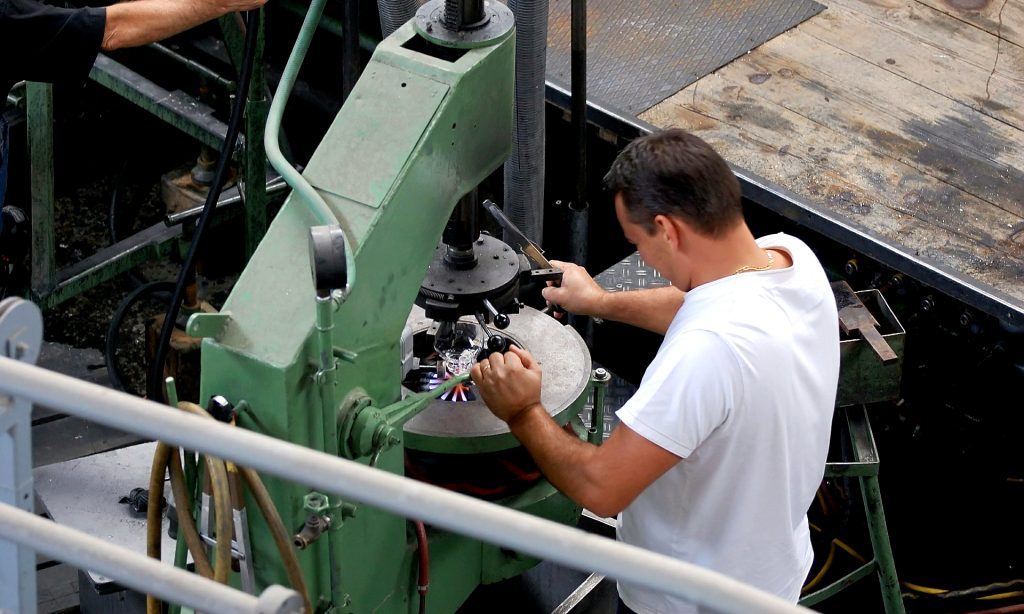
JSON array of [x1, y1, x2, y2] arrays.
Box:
[[543, 260, 607, 318], [471, 346, 543, 426]]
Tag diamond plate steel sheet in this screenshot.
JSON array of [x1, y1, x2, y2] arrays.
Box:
[[576, 252, 673, 440], [546, 0, 824, 115]]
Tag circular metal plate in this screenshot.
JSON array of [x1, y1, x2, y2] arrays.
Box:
[[420, 234, 520, 300], [403, 305, 592, 454]]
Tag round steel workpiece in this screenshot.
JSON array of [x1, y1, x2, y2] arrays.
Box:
[[413, 0, 515, 49], [403, 305, 591, 454]]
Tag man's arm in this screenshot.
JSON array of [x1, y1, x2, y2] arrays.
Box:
[[102, 0, 266, 51], [543, 260, 684, 335], [472, 347, 680, 516]]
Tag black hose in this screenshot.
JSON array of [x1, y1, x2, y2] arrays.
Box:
[[106, 281, 175, 394], [147, 10, 261, 401], [108, 159, 151, 288]]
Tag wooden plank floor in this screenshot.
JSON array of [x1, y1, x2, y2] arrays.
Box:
[[640, 0, 1024, 307]]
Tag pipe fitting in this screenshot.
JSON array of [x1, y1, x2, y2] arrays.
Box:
[[293, 512, 332, 550]]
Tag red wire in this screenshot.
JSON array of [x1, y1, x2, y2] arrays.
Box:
[[415, 520, 429, 614]]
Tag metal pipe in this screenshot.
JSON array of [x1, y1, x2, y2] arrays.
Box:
[[148, 42, 236, 92], [0, 357, 812, 614], [265, 0, 357, 290], [277, 0, 379, 53], [165, 176, 289, 226], [341, 0, 362, 102], [315, 294, 338, 456], [588, 367, 609, 445], [0, 502, 300, 614], [571, 0, 587, 215], [569, 0, 589, 281]]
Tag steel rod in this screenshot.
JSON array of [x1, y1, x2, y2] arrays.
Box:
[[0, 502, 296, 614], [0, 357, 811, 614]]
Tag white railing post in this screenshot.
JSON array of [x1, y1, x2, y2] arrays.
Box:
[[0, 298, 43, 614]]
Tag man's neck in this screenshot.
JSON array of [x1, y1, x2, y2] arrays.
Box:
[[688, 225, 771, 288]]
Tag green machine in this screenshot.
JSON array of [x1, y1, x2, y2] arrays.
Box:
[[183, 1, 593, 611]]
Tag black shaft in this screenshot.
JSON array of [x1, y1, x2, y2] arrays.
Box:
[[444, 0, 485, 29], [341, 0, 361, 102], [442, 190, 479, 269], [571, 0, 587, 214]]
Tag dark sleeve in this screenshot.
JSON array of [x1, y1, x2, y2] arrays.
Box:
[[0, 0, 107, 85]]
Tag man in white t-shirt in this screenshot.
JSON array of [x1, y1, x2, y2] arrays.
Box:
[[471, 129, 839, 613]]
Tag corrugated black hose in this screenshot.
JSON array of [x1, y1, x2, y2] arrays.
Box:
[[146, 9, 260, 401]]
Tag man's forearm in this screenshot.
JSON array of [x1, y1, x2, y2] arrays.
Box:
[[594, 286, 684, 335], [102, 0, 227, 50], [508, 405, 612, 515]]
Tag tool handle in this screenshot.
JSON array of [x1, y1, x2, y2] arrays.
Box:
[[858, 325, 899, 365]]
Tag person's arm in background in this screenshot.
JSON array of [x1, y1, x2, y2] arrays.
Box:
[[543, 260, 684, 336], [102, 0, 267, 50]]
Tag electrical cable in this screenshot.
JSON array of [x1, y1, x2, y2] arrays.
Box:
[[108, 159, 153, 289], [414, 520, 429, 614], [106, 280, 175, 394], [146, 8, 260, 402]]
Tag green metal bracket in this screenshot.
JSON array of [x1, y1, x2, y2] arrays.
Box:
[[187, 312, 232, 338], [589, 368, 611, 445], [346, 374, 471, 459], [804, 406, 905, 614]]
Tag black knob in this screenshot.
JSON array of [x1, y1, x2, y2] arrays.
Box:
[[207, 395, 235, 423], [494, 313, 510, 329], [486, 335, 509, 354]]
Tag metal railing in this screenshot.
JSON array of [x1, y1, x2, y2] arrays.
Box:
[[0, 347, 814, 614]]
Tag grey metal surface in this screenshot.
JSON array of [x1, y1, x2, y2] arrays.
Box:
[[33, 443, 179, 589], [403, 305, 592, 451], [594, 252, 672, 293], [546, 0, 824, 115], [0, 355, 815, 614], [570, 253, 670, 440]]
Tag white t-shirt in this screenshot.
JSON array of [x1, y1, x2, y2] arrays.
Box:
[[615, 233, 839, 614]]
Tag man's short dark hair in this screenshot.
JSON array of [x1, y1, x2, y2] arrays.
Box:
[[603, 129, 742, 236]]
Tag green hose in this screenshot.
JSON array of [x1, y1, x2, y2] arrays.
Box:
[[264, 0, 357, 292]]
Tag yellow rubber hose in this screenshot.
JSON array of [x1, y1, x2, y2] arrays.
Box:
[[146, 442, 172, 614], [167, 446, 214, 578], [239, 465, 312, 613], [178, 401, 310, 612]]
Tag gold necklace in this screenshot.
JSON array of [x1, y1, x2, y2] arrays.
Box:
[[734, 250, 774, 274]]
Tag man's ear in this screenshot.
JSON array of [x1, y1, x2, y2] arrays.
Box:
[[653, 214, 683, 249]]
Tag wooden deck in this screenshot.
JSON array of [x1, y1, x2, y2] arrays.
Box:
[[640, 0, 1024, 308]]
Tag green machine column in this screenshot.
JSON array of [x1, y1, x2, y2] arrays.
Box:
[[197, 12, 517, 612]]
